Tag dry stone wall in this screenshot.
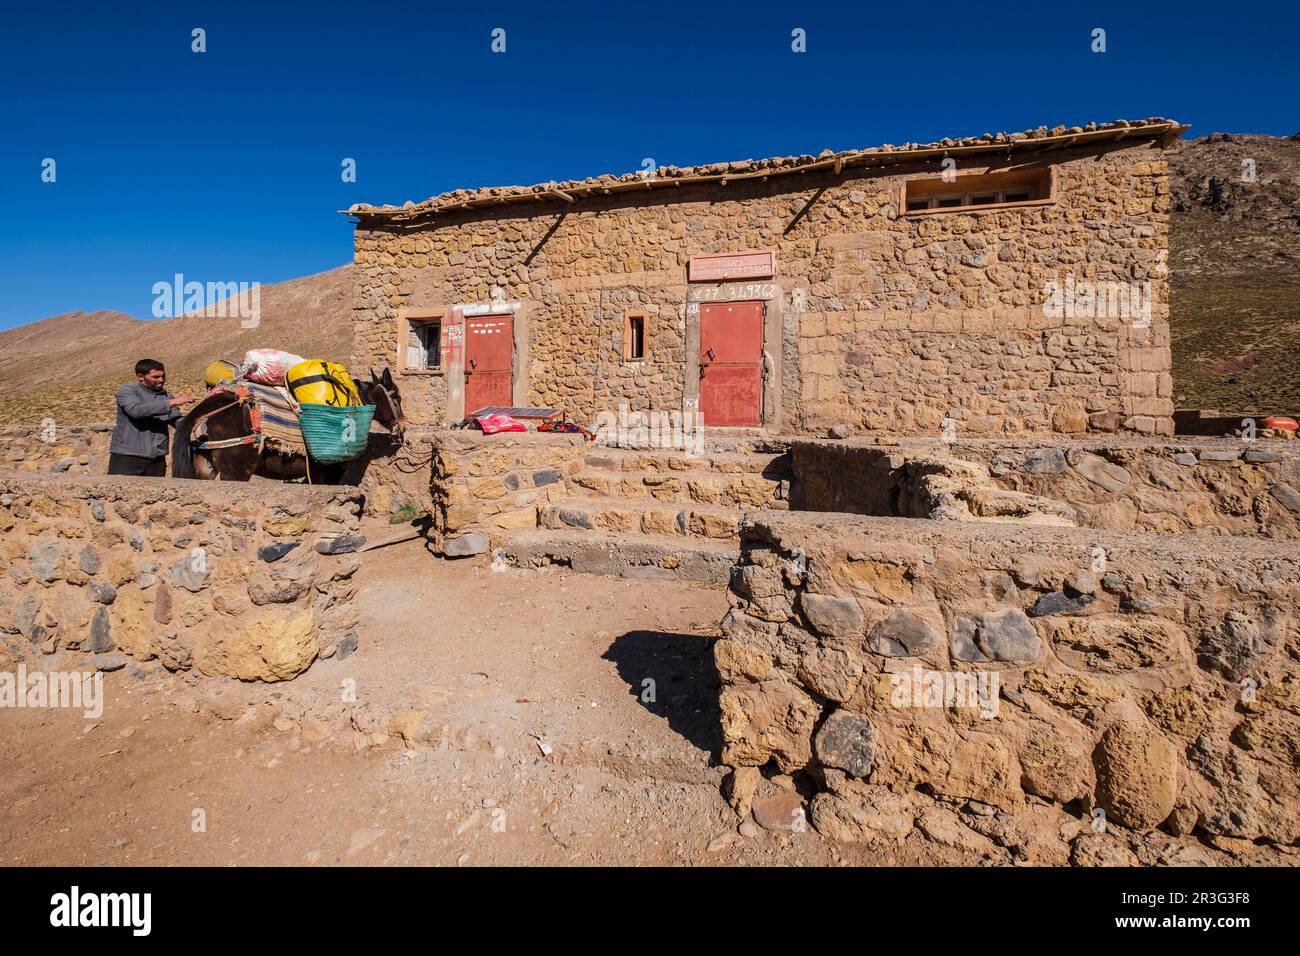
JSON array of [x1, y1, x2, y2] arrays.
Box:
[[791, 437, 1300, 538], [356, 430, 437, 519], [0, 472, 364, 682], [1, 423, 111, 474], [353, 142, 1173, 437], [719, 512, 1299, 860], [430, 431, 589, 554]]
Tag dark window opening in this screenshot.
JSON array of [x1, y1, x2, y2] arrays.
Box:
[[624, 312, 648, 361], [407, 320, 441, 370]]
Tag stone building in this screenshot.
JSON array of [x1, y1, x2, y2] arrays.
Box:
[[346, 118, 1185, 437]]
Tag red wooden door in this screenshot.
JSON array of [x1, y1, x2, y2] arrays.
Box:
[[699, 301, 763, 427], [464, 314, 514, 414]]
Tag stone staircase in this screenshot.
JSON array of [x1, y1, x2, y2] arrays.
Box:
[[498, 436, 791, 583]]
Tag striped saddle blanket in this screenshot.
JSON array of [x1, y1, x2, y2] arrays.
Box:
[[241, 381, 306, 452]]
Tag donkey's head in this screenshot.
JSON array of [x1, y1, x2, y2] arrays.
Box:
[[365, 366, 405, 443]]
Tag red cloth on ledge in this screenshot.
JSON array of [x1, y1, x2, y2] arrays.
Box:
[[473, 414, 527, 434]]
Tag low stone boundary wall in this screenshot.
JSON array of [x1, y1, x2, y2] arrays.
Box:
[[791, 437, 1300, 538], [0, 423, 111, 474], [0, 472, 364, 682], [719, 511, 1298, 856], [356, 430, 436, 518], [430, 430, 589, 555], [2, 421, 429, 522]]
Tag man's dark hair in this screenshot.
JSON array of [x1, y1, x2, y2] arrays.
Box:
[[135, 359, 165, 377]]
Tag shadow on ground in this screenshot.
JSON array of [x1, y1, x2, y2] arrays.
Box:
[[603, 630, 723, 762]]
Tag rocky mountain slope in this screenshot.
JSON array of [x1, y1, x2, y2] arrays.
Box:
[[1168, 132, 1300, 414], [0, 266, 352, 426]]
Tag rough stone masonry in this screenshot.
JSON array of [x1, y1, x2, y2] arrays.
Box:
[[348, 118, 1182, 437], [0, 472, 364, 682], [718, 511, 1298, 859]]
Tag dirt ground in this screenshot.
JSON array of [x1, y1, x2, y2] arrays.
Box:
[[0, 528, 958, 867]]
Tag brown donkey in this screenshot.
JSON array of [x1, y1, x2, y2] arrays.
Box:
[[171, 368, 405, 483]]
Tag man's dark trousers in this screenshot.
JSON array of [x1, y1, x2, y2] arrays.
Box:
[[107, 453, 166, 477]]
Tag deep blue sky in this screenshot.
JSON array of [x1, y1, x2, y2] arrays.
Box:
[[1, 1, 1296, 330]]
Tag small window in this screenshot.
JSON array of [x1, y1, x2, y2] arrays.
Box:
[[903, 166, 1053, 214], [624, 312, 648, 361], [406, 319, 441, 370]]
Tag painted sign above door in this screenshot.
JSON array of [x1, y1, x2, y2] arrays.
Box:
[[687, 281, 779, 303], [688, 249, 776, 283]]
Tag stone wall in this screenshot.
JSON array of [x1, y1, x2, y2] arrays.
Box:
[[0, 472, 364, 682], [0, 420, 438, 525], [354, 141, 1173, 437], [355, 430, 437, 519], [1, 423, 111, 474], [790, 437, 1300, 538], [718, 512, 1298, 860], [430, 430, 589, 554]]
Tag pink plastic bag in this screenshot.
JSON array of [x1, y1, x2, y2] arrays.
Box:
[[473, 414, 527, 435], [241, 348, 306, 386]]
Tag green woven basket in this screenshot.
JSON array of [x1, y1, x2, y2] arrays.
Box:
[[297, 403, 375, 463]]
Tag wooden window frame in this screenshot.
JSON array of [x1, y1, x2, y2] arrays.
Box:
[[901, 165, 1057, 217], [623, 311, 649, 362], [396, 307, 445, 377]]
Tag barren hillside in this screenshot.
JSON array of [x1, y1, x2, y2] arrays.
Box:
[[1168, 132, 1300, 414], [0, 266, 352, 426]]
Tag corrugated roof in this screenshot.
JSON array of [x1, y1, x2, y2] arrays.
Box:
[[343, 117, 1187, 222]]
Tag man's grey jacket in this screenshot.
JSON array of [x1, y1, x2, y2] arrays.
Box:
[[110, 382, 182, 459]]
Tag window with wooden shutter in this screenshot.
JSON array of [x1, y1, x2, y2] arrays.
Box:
[[624, 311, 648, 362], [903, 166, 1055, 215]]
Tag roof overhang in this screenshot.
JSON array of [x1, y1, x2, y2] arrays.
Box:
[[342, 119, 1189, 225]]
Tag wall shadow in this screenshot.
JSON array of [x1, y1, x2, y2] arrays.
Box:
[[337, 431, 404, 486], [602, 630, 722, 762]]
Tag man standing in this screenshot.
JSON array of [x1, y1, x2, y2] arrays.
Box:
[[107, 359, 194, 476]]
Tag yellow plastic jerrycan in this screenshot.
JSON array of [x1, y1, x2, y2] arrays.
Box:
[[203, 360, 240, 389]]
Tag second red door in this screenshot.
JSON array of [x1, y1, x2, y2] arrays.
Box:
[[699, 301, 763, 427]]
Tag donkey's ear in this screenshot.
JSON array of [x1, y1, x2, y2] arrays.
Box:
[[381, 366, 395, 386], [370, 367, 381, 385]]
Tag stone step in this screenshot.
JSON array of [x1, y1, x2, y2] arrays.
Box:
[[498, 528, 736, 584], [592, 434, 790, 456], [566, 469, 788, 509], [541, 496, 760, 540], [582, 447, 791, 477]]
